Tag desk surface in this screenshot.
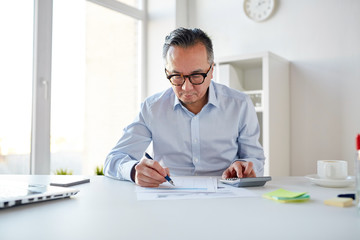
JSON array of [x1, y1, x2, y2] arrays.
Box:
[[0, 175, 359, 240]]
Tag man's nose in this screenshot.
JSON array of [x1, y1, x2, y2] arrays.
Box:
[[182, 77, 194, 90]]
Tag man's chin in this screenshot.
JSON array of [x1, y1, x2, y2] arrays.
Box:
[[180, 97, 196, 105]]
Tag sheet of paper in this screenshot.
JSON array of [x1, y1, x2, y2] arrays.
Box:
[[136, 177, 259, 200], [217, 181, 259, 197], [135, 176, 216, 193]]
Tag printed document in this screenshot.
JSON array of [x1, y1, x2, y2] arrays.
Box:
[[136, 176, 259, 200]]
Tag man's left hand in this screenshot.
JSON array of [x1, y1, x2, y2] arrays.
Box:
[[221, 161, 256, 179]]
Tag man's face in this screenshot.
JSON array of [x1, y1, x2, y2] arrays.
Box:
[[165, 43, 213, 112]]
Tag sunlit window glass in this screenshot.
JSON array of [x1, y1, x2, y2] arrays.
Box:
[[0, 1, 33, 174]]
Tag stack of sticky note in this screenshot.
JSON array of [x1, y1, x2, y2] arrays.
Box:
[[324, 197, 353, 207], [262, 188, 310, 203]]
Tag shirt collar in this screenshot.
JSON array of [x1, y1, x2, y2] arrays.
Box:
[[207, 81, 219, 108], [173, 81, 219, 110]]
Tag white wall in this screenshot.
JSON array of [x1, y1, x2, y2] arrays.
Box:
[[147, 0, 360, 176]]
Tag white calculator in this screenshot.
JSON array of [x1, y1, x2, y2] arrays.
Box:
[[219, 176, 272, 187]]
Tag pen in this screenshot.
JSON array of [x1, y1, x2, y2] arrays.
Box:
[[145, 152, 175, 186]]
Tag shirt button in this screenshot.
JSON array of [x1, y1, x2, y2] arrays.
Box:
[[194, 139, 198, 143], [194, 158, 199, 163]]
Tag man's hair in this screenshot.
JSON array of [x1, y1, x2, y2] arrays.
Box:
[[162, 28, 214, 65]]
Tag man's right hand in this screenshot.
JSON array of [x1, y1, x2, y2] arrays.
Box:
[[132, 158, 170, 187]]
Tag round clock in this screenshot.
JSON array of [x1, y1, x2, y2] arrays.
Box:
[[243, 0, 276, 22]]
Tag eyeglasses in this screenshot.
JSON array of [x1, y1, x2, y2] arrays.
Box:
[[165, 65, 212, 86]]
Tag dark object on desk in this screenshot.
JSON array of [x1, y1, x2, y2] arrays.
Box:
[[220, 176, 272, 187], [50, 177, 90, 187], [337, 193, 355, 200]]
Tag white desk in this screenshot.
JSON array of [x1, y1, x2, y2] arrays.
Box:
[[0, 175, 359, 240]]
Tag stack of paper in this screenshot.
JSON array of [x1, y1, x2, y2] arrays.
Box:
[[262, 188, 310, 203], [135, 176, 259, 200]]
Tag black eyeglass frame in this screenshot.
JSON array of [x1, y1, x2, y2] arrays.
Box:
[[165, 65, 213, 86]]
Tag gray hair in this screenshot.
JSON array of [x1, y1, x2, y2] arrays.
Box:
[[162, 28, 214, 65]]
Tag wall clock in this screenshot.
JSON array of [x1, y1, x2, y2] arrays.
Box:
[[243, 0, 276, 22]]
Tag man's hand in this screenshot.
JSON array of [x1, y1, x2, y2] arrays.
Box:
[[132, 158, 170, 187], [222, 161, 256, 179]]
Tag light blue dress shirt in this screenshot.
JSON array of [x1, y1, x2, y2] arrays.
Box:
[[104, 81, 265, 181]]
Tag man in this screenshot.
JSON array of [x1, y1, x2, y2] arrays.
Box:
[[104, 28, 265, 187]]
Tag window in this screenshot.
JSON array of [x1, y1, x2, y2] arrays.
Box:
[[51, 0, 141, 174], [0, 1, 34, 174], [1, 0, 146, 175]]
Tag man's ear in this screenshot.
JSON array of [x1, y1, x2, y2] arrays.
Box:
[[210, 63, 215, 80]]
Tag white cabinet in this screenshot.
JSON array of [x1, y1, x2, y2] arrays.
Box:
[[215, 52, 290, 176]]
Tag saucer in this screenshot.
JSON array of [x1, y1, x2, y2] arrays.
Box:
[[305, 174, 355, 188]]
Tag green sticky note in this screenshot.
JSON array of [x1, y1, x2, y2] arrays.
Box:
[[263, 188, 307, 199], [272, 194, 310, 201], [263, 194, 310, 203]]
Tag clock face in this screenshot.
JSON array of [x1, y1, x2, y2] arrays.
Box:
[[244, 0, 276, 22]]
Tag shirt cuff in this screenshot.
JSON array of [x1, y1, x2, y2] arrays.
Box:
[[120, 160, 139, 182]]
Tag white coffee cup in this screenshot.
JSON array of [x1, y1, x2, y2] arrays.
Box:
[[317, 160, 348, 180]]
